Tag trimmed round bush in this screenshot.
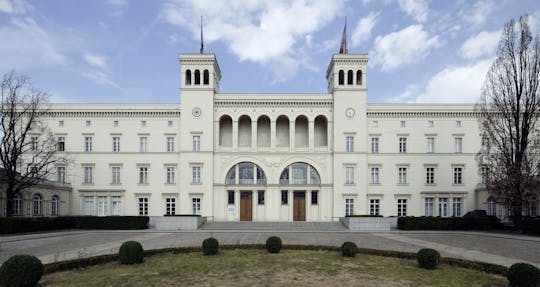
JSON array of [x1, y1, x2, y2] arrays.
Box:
[[507, 263, 540, 287], [266, 236, 282, 253], [118, 241, 144, 265], [341, 242, 358, 257], [202, 237, 219, 255], [0, 254, 44, 287], [417, 248, 440, 269]]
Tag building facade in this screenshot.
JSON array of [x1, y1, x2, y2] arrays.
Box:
[[22, 50, 537, 221]]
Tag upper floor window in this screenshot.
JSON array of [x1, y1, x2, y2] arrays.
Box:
[[338, 70, 344, 85], [456, 120, 462, 127], [57, 137, 65, 152], [84, 137, 92, 152], [370, 167, 379, 184], [345, 166, 355, 184], [83, 166, 93, 184], [399, 137, 407, 153], [193, 135, 200, 151], [141, 120, 147, 127], [356, 70, 362, 85], [166, 166, 176, 184], [85, 120, 91, 127], [426, 167, 435, 184], [203, 69, 209, 85], [192, 166, 201, 183], [371, 137, 379, 153], [481, 165, 489, 184], [139, 166, 148, 184], [427, 137, 434, 153], [112, 166, 121, 184], [185, 69, 192, 85], [167, 120, 173, 127], [31, 136, 38, 151], [139, 137, 148, 152], [194, 69, 201, 85], [113, 120, 119, 127], [453, 167, 463, 184], [398, 167, 407, 184], [57, 166, 66, 183], [346, 136, 354, 152], [454, 137, 462, 153], [372, 120, 379, 127], [347, 70, 353, 85], [427, 120, 433, 127], [400, 121, 406, 127], [167, 137, 175, 152], [58, 120, 64, 127], [112, 137, 120, 152]]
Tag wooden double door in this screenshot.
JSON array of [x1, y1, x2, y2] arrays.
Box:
[[293, 191, 306, 221], [240, 191, 252, 221]]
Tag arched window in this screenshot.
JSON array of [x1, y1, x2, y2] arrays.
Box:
[[33, 194, 42, 216], [238, 115, 252, 147], [203, 69, 209, 85], [13, 193, 22, 216], [338, 70, 344, 85], [276, 115, 290, 147], [356, 70, 362, 85], [314, 115, 328, 147], [194, 70, 201, 85], [219, 115, 233, 147], [185, 70, 192, 85], [280, 162, 321, 185], [51, 195, 59, 216], [225, 162, 267, 185], [347, 70, 353, 85]]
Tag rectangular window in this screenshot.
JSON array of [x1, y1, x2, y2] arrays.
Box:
[[112, 137, 120, 152], [372, 120, 379, 127], [59, 120, 64, 127], [57, 137, 65, 152], [228, 191, 235, 205], [192, 198, 201, 215], [345, 166, 355, 184], [452, 198, 462, 217], [193, 135, 201, 151], [397, 199, 407, 216], [481, 166, 488, 184], [112, 166, 121, 184], [141, 120, 146, 127], [439, 198, 449, 217], [453, 167, 463, 184], [456, 120, 462, 127], [97, 196, 107, 216], [400, 120, 406, 127], [455, 137, 462, 153], [399, 137, 407, 153], [84, 166, 93, 184], [57, 166, 66, 183], [425, 197, 434, 216], [258, 191, 265, 205], [281, 190, 288, 205], [166, 198, 176, 215], [139, 167, 148, 184], [371, 137, 379, 153], [84, 137, 92, 152], [370, 167, 379, 184], [112, 196, 121, 215], [166, 166, 175, 184], [345, 198, 354, 216], [139, 137, 148, 152], [192, 166, 201, 183], [83, 196, 94, 215], [427, 137, 434, 153], [167, 120, 173, 127], [167, 137, 175, 152], [311, 191, 318, 205], [346, 136, 354, 152], [426, 167, 435, 184], [370, 199, 380, 215], [427, 120, 433, 127], [138, 198, 148, 215], [31, 136, 38, 151], [113, 120, 119, 127], [398, 167, 407, 184], [85, 120, 91, 127]]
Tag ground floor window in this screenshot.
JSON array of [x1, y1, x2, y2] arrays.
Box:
[[83, 196, 94, 215], [281, 190, 288, 205], [370, 199, 380, 215], [487, 199, 497, 216], [345, 198, 354, 216], [192, 198, 201, 215], [397, 199, 407, 217], [452, 198, 462, 217], [425, 197, 434, 216], [32, 194, 42, 216], [166, 198, 176, 215], [13, 193, 22, 216], [112, 196, 122, 215], [51, 195, 59, 216], [227, 191, 235, 205], [138, 198, 148, 215], [98, 196, 108, 216], [311, 191, 318, 205], [258, 191, 265, 205], [527, 200, 537, 217], [439, 198, 448, 217]]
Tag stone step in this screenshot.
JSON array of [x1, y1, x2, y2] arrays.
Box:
[[200, 221, 348, 231]]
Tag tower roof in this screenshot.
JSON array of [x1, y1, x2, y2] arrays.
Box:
[[200, 16, 204, 54], [339, 17, 348, 54]]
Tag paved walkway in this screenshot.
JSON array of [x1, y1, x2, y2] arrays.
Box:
[[1, 227, 539, 268]]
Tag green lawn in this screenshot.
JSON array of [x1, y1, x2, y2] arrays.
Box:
[[40, 250, 507, 287]]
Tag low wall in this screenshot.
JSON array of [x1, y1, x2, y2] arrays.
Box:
[[149, 216, 206, 230], [340, 217, 398, 231]]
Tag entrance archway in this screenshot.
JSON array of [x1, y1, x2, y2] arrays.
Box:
[[279, 162, 321, 221], [225, 162, 267, 221]]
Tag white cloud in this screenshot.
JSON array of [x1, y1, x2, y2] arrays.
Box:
[[460, 0, 496, 25], [83, 53, 108, 70], [0, 17, 67, 70], [106, 0, 128, 17], [107, 0, 127, 6], [0, 0, 31, 14], [159, 0, 346, 80], [460, 30, 500, 59], [371, 24, 440, 71], [80, 70, 118, 88], [351, 11, 380, 48], [397, 0, 429, 23], [393, 58, 493, 103]]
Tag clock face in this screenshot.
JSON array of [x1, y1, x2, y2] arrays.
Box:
[[192, 107, 202, 117], [345, 107, 355, 118]]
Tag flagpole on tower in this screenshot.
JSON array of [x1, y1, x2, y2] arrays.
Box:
[[339, 16, 348, 54], [200, 15, 204, 54]]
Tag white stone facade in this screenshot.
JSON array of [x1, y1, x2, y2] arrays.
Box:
[[36, 52, 505, 221]]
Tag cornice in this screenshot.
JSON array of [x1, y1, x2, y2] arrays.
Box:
[[367, 111, 479, 118], [44, 110, 181, 118]]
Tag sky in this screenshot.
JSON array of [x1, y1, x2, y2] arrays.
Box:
[[1, 0, 540, 104]]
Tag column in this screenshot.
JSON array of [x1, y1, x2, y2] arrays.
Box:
[[289, 120, 295, 152], [270, 120, 276, 151], [308, 120, 315, 152], [306, 191, 311, 221], [235, 190, 240, 221], [252, 190, 257, 220], [232, 120, 238, 150], [252, 120, 257, 151], [327, 121, 333, 152], [288, 190, 293, 221]]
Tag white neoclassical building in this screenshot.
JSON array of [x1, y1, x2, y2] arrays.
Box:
[[11, 38, 535, 221]]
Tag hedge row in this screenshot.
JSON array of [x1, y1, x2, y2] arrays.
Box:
[[521, 218, 540, 235], [43, 244, 508, 276], [397, 216, 498, 230], [0, 216, 149, 234]]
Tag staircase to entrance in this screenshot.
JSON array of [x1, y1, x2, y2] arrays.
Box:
[[200, 221, 348, 231]]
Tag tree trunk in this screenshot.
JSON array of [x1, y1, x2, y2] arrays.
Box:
[[5, 185, 14, 217]]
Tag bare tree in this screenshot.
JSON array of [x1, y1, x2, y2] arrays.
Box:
[[0, 71, 67, 216], [476, 15, 540, 227]]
